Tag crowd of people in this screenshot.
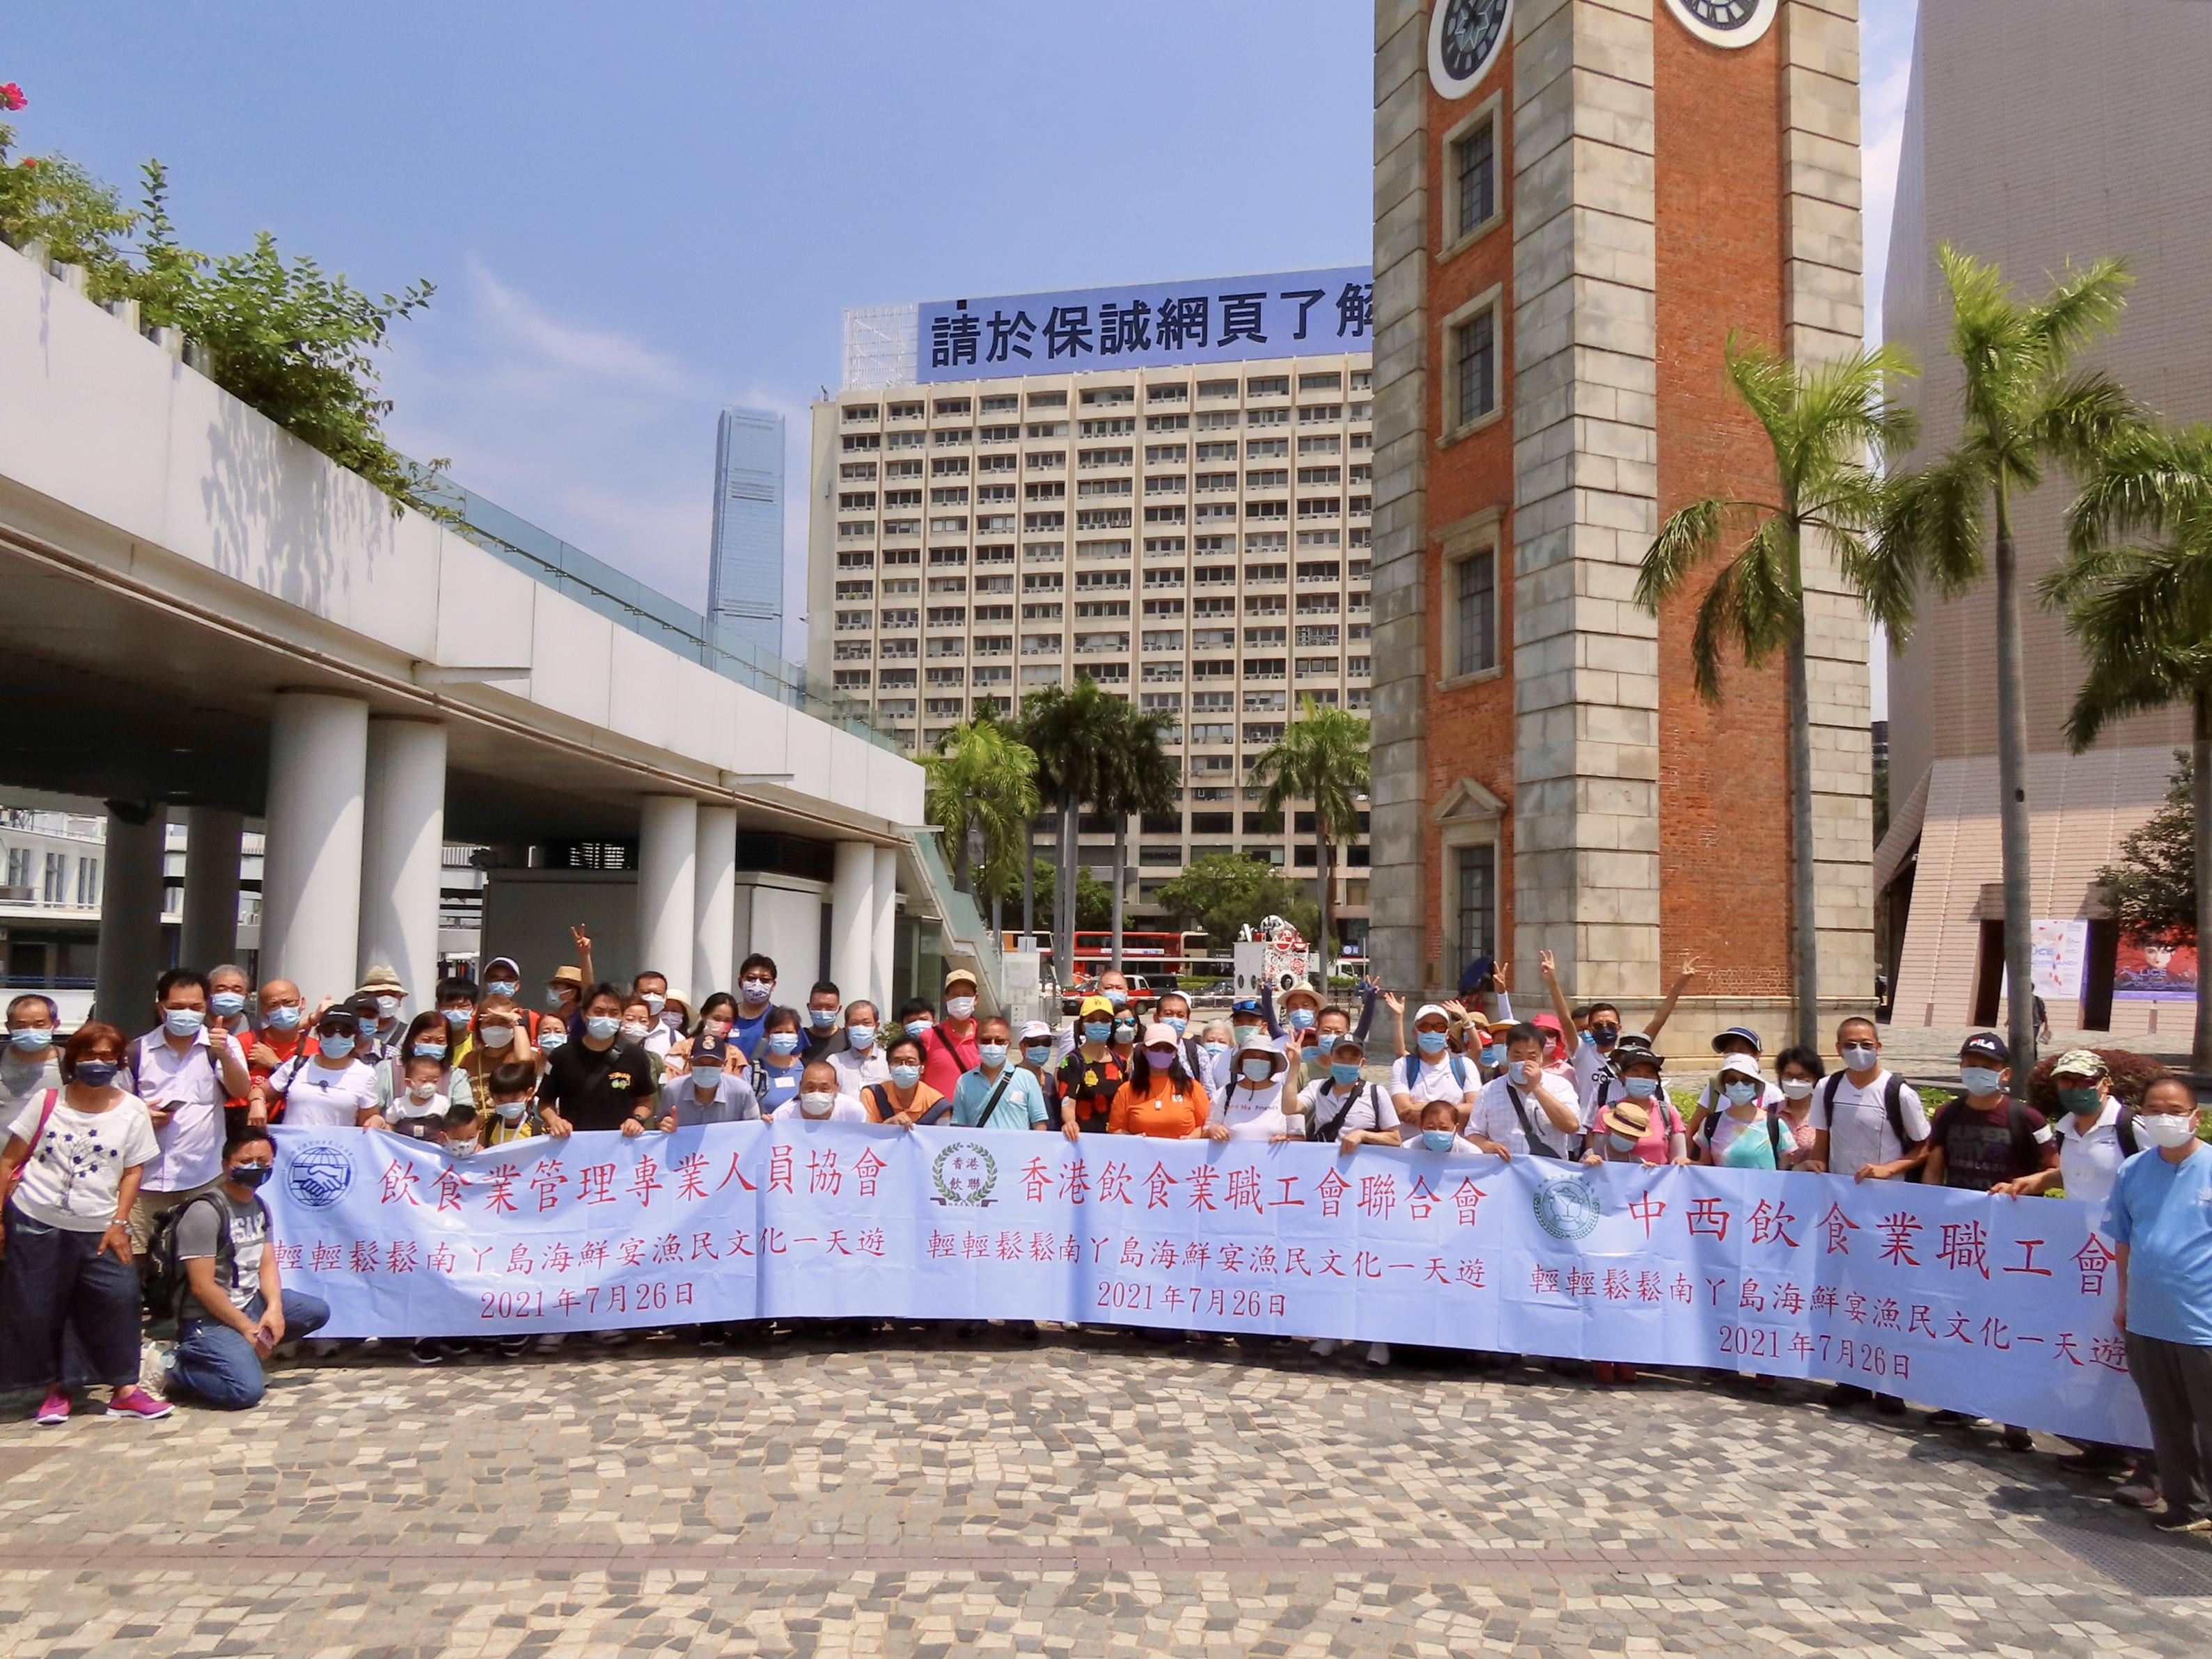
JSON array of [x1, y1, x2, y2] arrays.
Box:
[[1, 931, 2207, 1537]]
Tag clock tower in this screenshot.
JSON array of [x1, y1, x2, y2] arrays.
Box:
[[1369, 0, 1870, 1050]]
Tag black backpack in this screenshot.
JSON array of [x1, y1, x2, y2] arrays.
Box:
[[144, 1191, 264, 1322], [1697, 1096, 1787, 1163], [2053, 1105, 2140, 1159]]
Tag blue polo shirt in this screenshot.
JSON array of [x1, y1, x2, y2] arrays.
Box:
[[2105, 1142, 2212, 1346], [948, 1064, 1050, 1130]]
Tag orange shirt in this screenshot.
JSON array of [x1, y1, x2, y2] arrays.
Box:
[[1108, 1073, 1210, 1139], [863, 1079, 944, 1124]]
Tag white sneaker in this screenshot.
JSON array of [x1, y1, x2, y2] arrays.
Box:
[[1310, 1338, 1340, 1358], [1365, 1342, 1391, 1367], [139, 1337, 174, 1387]]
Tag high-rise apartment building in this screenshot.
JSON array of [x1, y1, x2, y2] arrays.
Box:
[[1368, 1, 1871, 1053], [1877, 0, 2211, 1037], [707, 406, 786, 654], [806, 270, 1377, 950]]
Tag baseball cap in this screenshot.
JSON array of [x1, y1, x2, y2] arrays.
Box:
[[2050, 1047, 2109, 1080], [1330, 1030, 1367, 1055], [1141, 1022, 1179, 1048], [1413, 1003, 1451, 1025], [1231, 997, 1264, 1017], [1959, 1032, 2011, 1066], [315, 1007, 360, 1035], [1079, 995, 1116, 1020], [1717, 1053, 1762, 1080], [1711, 1025, 1764, 1055], [943, 967, 979, 994], [485, 957, 521, 978], [1018, 1019, 1053, 1044], [691, 1031, 730, 1074]]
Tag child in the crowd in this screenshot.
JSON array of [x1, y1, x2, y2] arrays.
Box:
[[437, 1101, 483, 1157], [482, 1061, 544, 1147], [379, 1051, 448, 1140], [1580, 1053, 1691, 1168]]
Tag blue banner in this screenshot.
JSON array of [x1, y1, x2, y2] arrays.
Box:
[[917, 267, 1373, 383]]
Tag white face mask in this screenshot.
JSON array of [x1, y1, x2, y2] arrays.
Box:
[[407, 1080, 438, 1103], [1780, 1078, 1816, 1101], [741, 978, 774, 1005], [2138, 1112, 2202, 1150], [620, 1021, 650, 1041], [642, 993, 666, 1016], [447, 1138, 479, 1157], [946, 996, 976, 1021], [1841, 1043, 1879, 1071], [799, 1091, 837, 1118], [479, 1024, 516, 1049]]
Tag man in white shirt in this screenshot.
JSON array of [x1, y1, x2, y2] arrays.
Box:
[[1993, 1049, 2134, 1212], [1537, 948, 1700, 1112], [127, 967, 251, 1252], [1805, 1016, 1929, 1180], [826, 1000, 891, 1096], [1466, 1023, 1580, 1159], [771, 1059, 870, 1123], [1390, 1004, 1481, 1136]]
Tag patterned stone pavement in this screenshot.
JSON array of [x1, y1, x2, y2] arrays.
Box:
[[0, 1326, 2207, 1657]]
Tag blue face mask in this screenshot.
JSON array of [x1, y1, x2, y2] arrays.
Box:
[[808, 1009, 838, 1030], [586, 1015, 622, 1041], [1420, 1128, 1456, 1153], [316, 1032, 354, 1059], [1330, 1062, 1363, 1085], [1625, 1076, 1661, 1100], [210, 991, 246, 1018], [767, 1032, 801, 1056], [1241, 1057, 1275, 1083], [1287, 1008, 1316, 1031], [1199, 1041, 1226, 1067], [411, 1043, 446, 1061], [847, 1025, 876, 1049], [1164, 1016, 1187, 1035], [1105, 990, 1127, 1009], [485, 980, 519, 998], [889, 1063, 923, 1089], [1084, 1021, 1113, 1044], [163, 1007, 206, 1038], [442, 1007, 473, 1027], [1959, 1066, 2003, 1097], [1481, 1044, 1505, 1068], [1416, 1029, 1448, 1055], [978, 1042, 1008, 1067], [1023, 1042, 1053, 1067], [8, 1027, 52, 1051], [907, 1019, 934, 1039]]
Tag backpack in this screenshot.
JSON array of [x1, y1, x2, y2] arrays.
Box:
[[2053, 1107, 2140, 1160], [1817, 1071, 1924, 1179], [1698, 1097, 1787, 1164], [1307, 1079, 1390, 1143], [144, 1190, 265, 1323], [1397, 1052, 1470, 1094]]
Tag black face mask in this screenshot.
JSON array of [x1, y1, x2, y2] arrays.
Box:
[[229, 1163, 274, 1190], [1590, 1025, 1619, 1049]]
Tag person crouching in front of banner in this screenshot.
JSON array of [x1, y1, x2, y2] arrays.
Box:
[[776, 1060, 868, 1123], [161, 1126, 329, 1409], [2107, 1074, 2212, 1535], [0, 1020, 172, 1423]]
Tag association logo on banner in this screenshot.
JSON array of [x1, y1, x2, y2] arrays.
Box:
[[931, 1141, 998, 1207], [285, 1142, 356, 1209], [1532, 1175, 1601, 1241]]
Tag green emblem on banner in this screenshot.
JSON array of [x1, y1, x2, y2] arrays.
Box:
[[931, 1140, 998, 1207]]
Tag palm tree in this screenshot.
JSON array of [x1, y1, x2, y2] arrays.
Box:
[[923, 712, 1040, 906], [1636, 336, 1920, 1053], [2046, 420, 2212, 1069], [1252, 696, 1371, 978], [1885, 245, 2136, 1077], [1095, 711, 1182, 972], [1013, 680, 1122, 990]]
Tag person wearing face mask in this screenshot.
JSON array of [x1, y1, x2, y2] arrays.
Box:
[[950, 1016, 1053, 1130], [454, 993, 536, 1101], [1112, 1023, 1216, 1140], [1535, 950, 1700, 1116], [1202, 1000, 1268, 1097], [433, 974, 480, 1044], [1805, 1016, 1929, 1183], [1259, 975, 1381, 1069], [1690, 1026, 1790, 1133], [1391, 1005, 1482, 1140], [772, 1058, 868, 1123], [125, 968, 251, 1257], [372, 1012, 465, 1117], [1693, 1054, 1790, 1169], [1580, 1062, 1689, 1168], [1015, 1020, 1059, 1109], [1208, 1031, 1289, 1140], [478, 958, 525, 1008], [2, 993, 63, 1116], [159, 1126, 329, 1410], [205, 964, 259, 1134], [544, 964, 588, 1039], [658, 1032, 759, 1127], [863, 1033, 947, 1126], [1995, 1052, 2138, 1212], [1771, 1046, 1825, 1165], [1467, 1023, 1581, 1160], [534, 984, 659, 1136], [1152, 991, 1206, 1079], [618, 995, 670, 1089], [1300, 1033, 1399, 1145], [239, 978, 308, 1126], [802, 981, 845, 1060], [265, 1010, 384, 1129], [375, 1051, 454, 1141], [1055, 996, 1129, 1140], [732, 953, 780, 1060], [350, 965, 410, 1064], [628, 973, 678, 1061], [0, 1021, 170, 1423], [748, 1007, 809, 1116], [826, 999, 891, 1096], [2105, 1074, 2212, 1534], [1193, 1021, 1234, 1096], [920, 969, 985, 1098]]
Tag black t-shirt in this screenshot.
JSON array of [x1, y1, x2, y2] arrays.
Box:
[[538, 1039, 657, 1132], [1054, 1048, 1127, 1133], [1930, 1098, 2051, 1192]]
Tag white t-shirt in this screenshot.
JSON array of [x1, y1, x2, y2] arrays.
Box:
[[1811, 1069, 1927, 1172], [269, 1056, 384, 1128], [1390, 1053, 1479, 1108], [1469, 1073, 1580, 1158], [828, 1045, 891, 1096], [5, 1092, 159, 1230], [131, 1028, 246, 1191], [641, 1023, 675, 1061], [0, 1048, 62, 1117], [772, 1094, 870, 1124], [2055, 1101, 2132, 1211], [1571, 1037, 1617, 1111], [1214, 1074, 1287, 1134], [1226, 1106, 1299, 1142], [1205, 1032, 1269, 1099]]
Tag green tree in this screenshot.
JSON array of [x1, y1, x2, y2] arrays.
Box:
[[1885, 246, 2137, 1078], [1636, 336, 1920, 1053], [1013, 681, 1122, 986], [1250, 695, 1370, 976], [1154, 853, 1319, 952], [1094, 709, 1181, 972], [924, 711, 1041, 907], [1023, 856, 1113, 936], [2048, 417, 2212, 1067]]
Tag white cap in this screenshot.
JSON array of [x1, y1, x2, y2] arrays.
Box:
[[1018, 1020, 1053, 1044], [1413, 1003, 1451, 1026], [1718, 1053, 1764, 1080], [1234, 1030, 1281, 1058]]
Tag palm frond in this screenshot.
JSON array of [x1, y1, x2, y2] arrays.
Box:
[[1637, 496, 1734, 611], [1883, 453, 1990, 597], [2065, 422, 2212, 558], [2027, 254, 2134, 361], [2030, 370, 2144, 475]]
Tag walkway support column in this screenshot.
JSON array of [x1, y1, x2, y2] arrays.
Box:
[[359, 718, 447, 1012], [831, 842, 877, 1016], [179, 806, 243, 970], [93, 803, 166, 1024], [693, 805, 738, 1002], [636, 796, 699, 1003], [872, 846, 899, 1016], [260, 692, 368, 1005]]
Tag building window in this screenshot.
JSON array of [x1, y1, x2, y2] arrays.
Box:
[[1454, 116, 1496, 237], [1456, 844, 1496, 974], [1454, 307, 1496, 429], [1455, 548, 1496, 677]]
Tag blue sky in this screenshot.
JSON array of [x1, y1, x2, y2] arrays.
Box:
[[8, 1, 1920, 666]]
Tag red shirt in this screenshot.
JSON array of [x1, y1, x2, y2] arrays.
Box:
[[919, 1020, 981, 1098]]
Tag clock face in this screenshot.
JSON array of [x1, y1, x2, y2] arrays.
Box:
[[1428, 0, 1512, 100], [1665, 0, 1779, 47]]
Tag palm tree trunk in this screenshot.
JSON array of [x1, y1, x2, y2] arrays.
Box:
[[1111, 815, 1127, 973], [1785, 622, 1821, 1054], [2194, 684, 2211, 1073], [1057, 794, 1078, 993], [1021, 815, 1035, 941], [1315, 827, 1333, 982], [1993, 482, 2039, 1085]]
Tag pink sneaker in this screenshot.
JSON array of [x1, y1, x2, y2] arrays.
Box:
[[104, 1385, 172, 1421], [33, 1387, 69, 1426]]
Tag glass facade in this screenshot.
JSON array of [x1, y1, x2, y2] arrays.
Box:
[[707, 407, 786, 653]]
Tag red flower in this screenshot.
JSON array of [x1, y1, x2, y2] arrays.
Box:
[[18, 157, 36, 171], [0, 84, 24, 113]]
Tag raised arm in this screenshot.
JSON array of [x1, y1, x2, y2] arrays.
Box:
[[1643, 953, 1700, 1039], [1537, 950, 1577, 1037], [1351, 977, 1378, 1042], [1257, 980, 1283, 1040]]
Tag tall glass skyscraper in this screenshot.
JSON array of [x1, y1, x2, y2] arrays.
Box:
[[707, 406, 785, 652]]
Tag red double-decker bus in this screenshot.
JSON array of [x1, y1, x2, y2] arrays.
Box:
[[1001, 929, 1210, 977]]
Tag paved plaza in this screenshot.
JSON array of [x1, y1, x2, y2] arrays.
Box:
[[1, 1329, 2208, 1657]]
